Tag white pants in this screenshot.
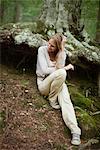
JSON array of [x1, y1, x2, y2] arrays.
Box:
[[37, 69, 81, 135]]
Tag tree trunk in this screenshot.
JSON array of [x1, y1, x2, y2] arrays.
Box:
[[40, 0, 83, 38], [98, 69, 100, 97], [95, 0, 100, 44], [0, 0, 5, 24], [39, 0, 100, 97], [13, 0, 22, 23]]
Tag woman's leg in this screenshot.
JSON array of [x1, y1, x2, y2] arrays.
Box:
[[38, 69, 66, 108], [58, 83, 81, 135]]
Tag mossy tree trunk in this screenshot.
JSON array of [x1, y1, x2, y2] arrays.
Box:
[[39, 0, 100, 96], [40, 0, 84, 39]]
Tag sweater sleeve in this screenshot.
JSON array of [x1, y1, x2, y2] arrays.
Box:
[[56, 51, 66, 69], [36, 47, 56, 77]]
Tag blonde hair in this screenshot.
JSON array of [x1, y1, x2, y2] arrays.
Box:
[[51, 33, 66, 69], [51, 33, 63, 52]]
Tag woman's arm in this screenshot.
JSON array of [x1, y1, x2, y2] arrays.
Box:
[[56, 51, 66, 69], [61, 36, 67, 51], [57, 36, 74, 71], [64, 64, 74, 70], [37, 47, 56, 76]]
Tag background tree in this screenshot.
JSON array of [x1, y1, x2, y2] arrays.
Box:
[[0, 0, 43, 24], [0, 0, 99, 42], [13, 0, 22, 23], [39, 0, 84, 40], [0, 0, 5, 23], [81, 0, 99, 40], [95, 0, 100, 44]]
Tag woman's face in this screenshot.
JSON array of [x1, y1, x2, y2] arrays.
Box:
[[48, 39, 57, 53]]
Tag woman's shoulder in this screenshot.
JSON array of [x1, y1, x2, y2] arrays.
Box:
[[38, 45, 48, 52]]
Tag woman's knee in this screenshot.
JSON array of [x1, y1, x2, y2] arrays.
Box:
[[57, 69, 67, 81]]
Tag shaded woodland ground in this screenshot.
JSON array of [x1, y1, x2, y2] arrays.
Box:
[[0, 64, 74, 150], [0, 64, 100, 150]]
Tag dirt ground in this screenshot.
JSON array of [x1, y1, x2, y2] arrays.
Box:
[[0, 64, 78, 150]]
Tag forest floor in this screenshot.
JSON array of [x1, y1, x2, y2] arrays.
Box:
[[0, 64, 77, 150], [0, 64, 99, 150]]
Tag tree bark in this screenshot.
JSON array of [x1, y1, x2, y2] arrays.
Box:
[[40, 0, 83, 37], [39, 0, 100, 97], [95, 0, 100, 44], [0, 0, 5, 24], [98, 69, 100, 97], [13, 0, 22, 23]]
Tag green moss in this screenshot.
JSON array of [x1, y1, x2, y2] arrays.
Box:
[[79, 111, 96, 127], [0, 23, 14, 30], [35, 20, 46, 34], [69, 86, 92, 110], [20, 79, 29, 87], [93, 114, 100, 137], [75, 107, 97, 138], [34, 98, 49, 109], [63, 125, 70, 136]]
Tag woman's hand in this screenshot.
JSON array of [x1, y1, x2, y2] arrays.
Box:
[[64, 64, 74, 70], [61, 36, 67, 51]]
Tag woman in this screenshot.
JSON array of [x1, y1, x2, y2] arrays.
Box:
[[36, 33, 81, 145]]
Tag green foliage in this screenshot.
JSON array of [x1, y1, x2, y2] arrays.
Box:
[[69, 85, 93, 110], [67, 80, 100, 138], [0, 0, 43, 24], [75, 107, 98, 138], [20, 79, 29, 87], [81, 0, 99, 39], [0, 0, 99, 40], [93, 114, 100, 137], [78, 109, 96, 127], [22, 0, 43, 22]]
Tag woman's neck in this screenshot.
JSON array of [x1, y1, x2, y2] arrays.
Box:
[[48, 51, 56, 61]]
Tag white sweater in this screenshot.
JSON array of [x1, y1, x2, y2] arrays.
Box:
[[36, 46, 66, 80]]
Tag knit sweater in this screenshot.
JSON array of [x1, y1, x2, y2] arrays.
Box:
[[36, 46, 66, 81]]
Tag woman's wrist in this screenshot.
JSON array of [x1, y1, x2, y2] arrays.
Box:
[[64, 64, 74, 71], [64, 66, 68, 70]]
